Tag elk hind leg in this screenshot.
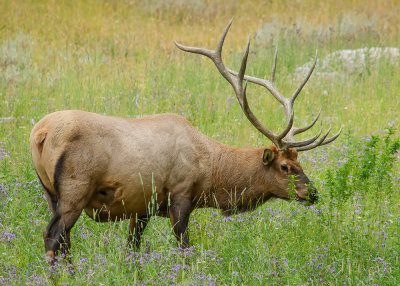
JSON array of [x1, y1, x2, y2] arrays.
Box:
[[44, 209, 81, 262], [36, 171, 58, 215], [43, 181, 91, 262]]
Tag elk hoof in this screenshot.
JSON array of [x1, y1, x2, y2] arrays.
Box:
[[45, 251, 55, 263]]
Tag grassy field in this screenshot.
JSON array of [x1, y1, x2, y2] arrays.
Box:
[[1, 0, 400, 285]]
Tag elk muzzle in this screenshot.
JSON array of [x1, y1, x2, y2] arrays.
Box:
[[305, 183, 318, 204], [295, 174, 318, 204]]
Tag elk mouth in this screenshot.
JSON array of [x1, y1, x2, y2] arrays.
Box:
[[278, 195, 316, 206], [295, 196, 307, 203], [295, 193, 318, 205], [296, 196, 313, 206]]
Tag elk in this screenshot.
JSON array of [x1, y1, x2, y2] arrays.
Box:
[[30, 19, 340, 262]]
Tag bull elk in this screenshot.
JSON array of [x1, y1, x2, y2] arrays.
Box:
[[30, 19, 340, 262]]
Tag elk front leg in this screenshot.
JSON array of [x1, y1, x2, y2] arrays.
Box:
[[127, 216, 150, 249], [169, 196, 192, 248]]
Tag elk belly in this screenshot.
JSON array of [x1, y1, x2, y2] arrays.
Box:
[[84, 187, 118, 222], [84, 184, 162, 222]]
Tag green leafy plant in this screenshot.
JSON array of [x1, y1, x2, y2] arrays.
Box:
[[325, 129, 399, 206]]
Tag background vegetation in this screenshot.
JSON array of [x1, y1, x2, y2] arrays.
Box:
[[1, 0, 400, 284]]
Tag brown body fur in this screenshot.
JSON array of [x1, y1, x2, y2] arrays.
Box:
[[30, 110, 315, 260]]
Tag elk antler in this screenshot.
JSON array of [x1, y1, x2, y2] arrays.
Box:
[[175, 18, 341, 151]]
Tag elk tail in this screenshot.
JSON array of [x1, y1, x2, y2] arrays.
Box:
[[33, 128, 47, 157]]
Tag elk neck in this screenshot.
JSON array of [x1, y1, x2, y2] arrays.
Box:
[[207, 144, 275, 213]]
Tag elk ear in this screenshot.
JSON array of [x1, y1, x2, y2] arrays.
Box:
[[262, 148, 275, 166]]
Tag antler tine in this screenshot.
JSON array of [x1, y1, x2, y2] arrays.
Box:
[[296, 127, 341, 151], [293, 109, 321, 135], [217, 18, 234, 56], [174, 18, 238, 94], [319, 127, 342, 146], [270, 45, 278, 83], [290, 51, 318, 104], [277, 51, 318, 142], [286, 109, 321, 140], [238, 37, 250, 89], [174, 41, 213, 58], [283, 126, 323, 148], [296, 127, 331, 151]]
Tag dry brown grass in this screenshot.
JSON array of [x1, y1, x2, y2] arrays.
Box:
[[1, 0, 399, 56]]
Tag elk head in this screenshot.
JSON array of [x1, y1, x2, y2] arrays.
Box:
[[175, 18, 341, 205], [260, 146, 317, 204]]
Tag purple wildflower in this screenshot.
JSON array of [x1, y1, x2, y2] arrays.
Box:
[[0, 232, 16, 242]]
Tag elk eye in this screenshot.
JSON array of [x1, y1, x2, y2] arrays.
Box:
[[281, 164, 289, 173]]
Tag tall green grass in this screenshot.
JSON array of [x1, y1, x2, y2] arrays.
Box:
[[1, 0, 400, 285]]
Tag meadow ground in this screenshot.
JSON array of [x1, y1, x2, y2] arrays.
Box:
[[1, 0, 400, 285]]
